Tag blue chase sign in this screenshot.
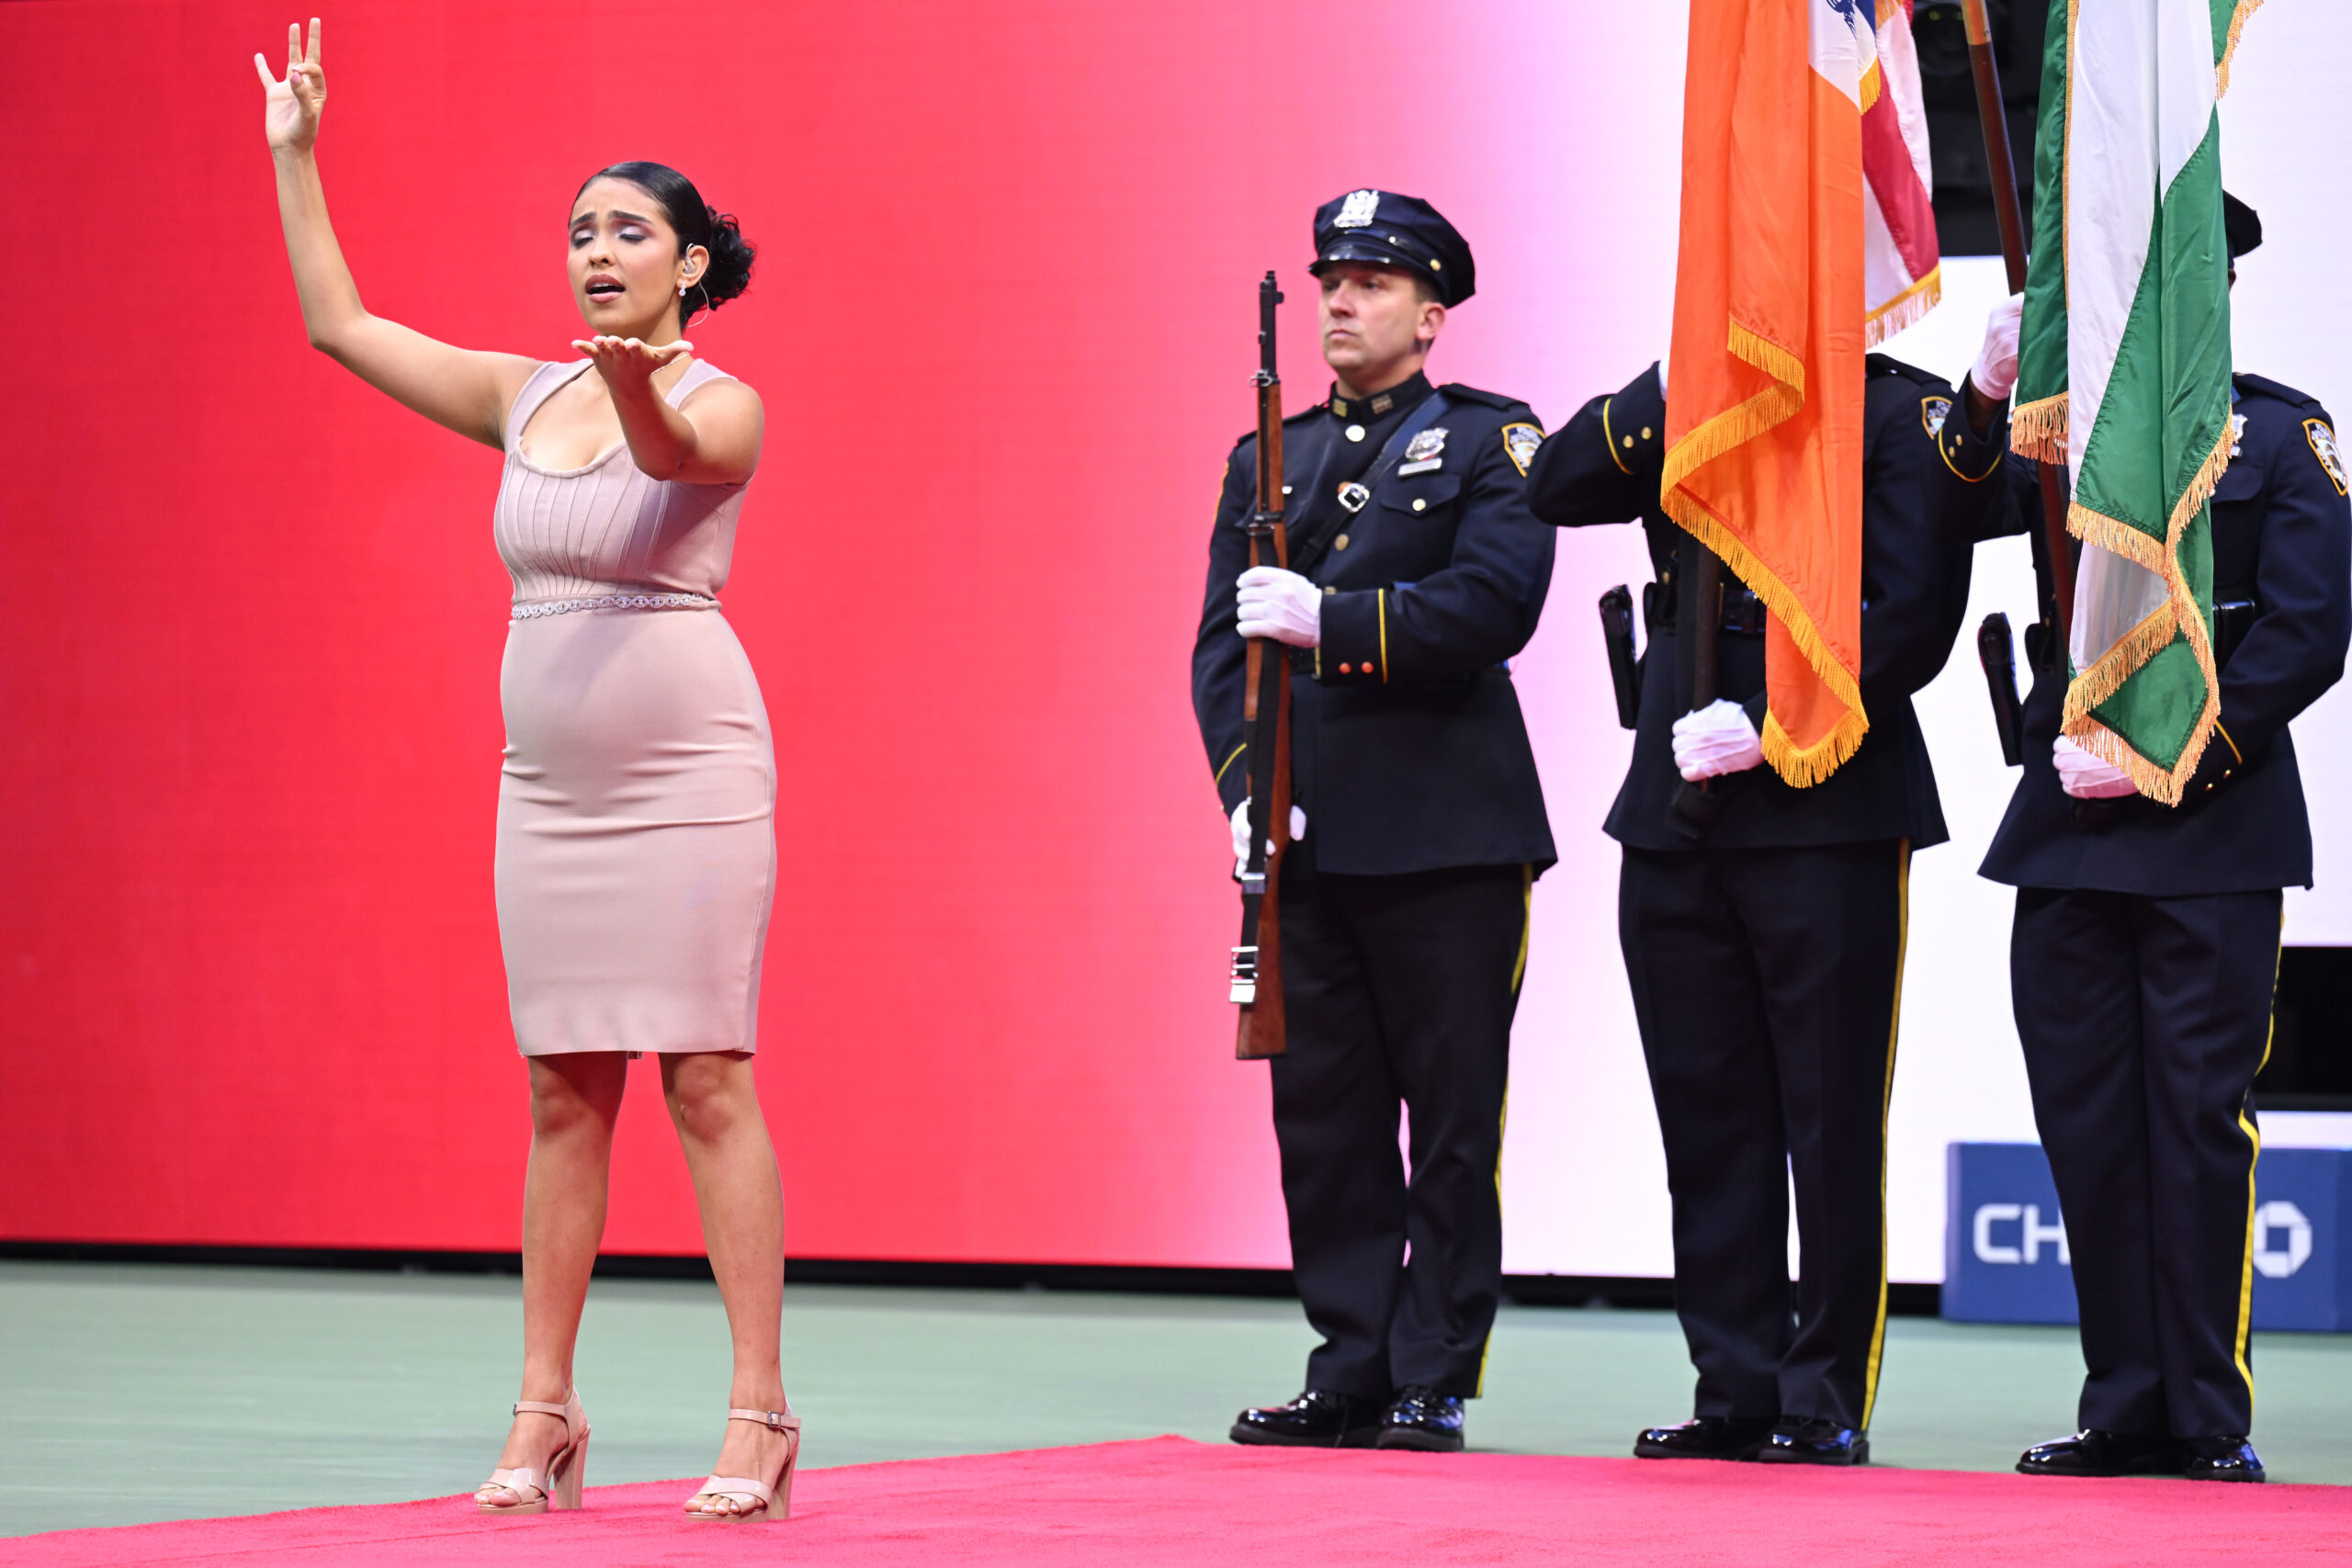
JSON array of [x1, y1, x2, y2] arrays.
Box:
[[1943, 1142, 2352, 1331]]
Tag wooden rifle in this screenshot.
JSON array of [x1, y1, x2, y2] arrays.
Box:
[[1230, 271, 1294, 1059], [1963, 0, 2075, 663]]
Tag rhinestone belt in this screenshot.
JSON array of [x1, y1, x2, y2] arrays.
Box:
[[511, 592, 718, 622]]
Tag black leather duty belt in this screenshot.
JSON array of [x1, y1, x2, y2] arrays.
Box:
[[1645, 574, 1768, 636]]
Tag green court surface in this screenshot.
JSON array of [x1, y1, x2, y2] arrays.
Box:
[[2, 1261, 2345, 1538]]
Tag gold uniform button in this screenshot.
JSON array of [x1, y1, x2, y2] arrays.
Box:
[[1623, 434, 1635, 448], [1323, 586, 1337, 595], [1334, 534, 1350, 550], [1345, 424, 1367, 443], [1411, 499, 1426, 513], [1641, 426, 1653, 440]]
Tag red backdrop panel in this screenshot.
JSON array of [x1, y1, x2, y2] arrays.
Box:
[[0, 0, 1653, 1266]]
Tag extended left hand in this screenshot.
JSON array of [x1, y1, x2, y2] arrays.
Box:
[[571, 334, 693, 395], [1670, 698, 1765, 782], [1237, 567, 1322, 648]]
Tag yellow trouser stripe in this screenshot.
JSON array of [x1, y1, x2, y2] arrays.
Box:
[[2233, 916, 2283, 1411], [1860, 840, 1911, 1428], [1475, 866, 1534, 1400]]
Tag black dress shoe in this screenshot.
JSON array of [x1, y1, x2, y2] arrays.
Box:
[[2181, 1435, 2266, 1483], [1374, 1385, 1465, 1452], [2015, 1429, 2180, 1477], [1634, 1416, 1779, 1461], [1757, 1416, 1870, 1466], [1230, 1389, 1385, 1448]]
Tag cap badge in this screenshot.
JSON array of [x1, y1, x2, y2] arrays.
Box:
[[1337, 481, 1371, 514], [1334, 189, 1380, 229], [1404, 427, 1448, 463], [1501, 423, 1544, 477]]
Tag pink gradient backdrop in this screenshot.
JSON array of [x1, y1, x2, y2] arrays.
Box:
[[0, 0, 1692, 1268]]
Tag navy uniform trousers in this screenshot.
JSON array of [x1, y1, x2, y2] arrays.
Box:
[[2010, 888, 2278, 1439], [1950, 371, 2351, 1441], [1619, 841, 1909, 1427], [1272, 861, 1529, 1400], [1529, 355, 1988, 1429]]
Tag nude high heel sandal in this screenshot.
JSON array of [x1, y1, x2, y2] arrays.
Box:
[[475, 1390, 590, 1514], [684, 1406, 801, 1522]]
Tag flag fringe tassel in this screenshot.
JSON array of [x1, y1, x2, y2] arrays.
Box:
[[2010, 392, 2069, 464], [2059, 422, 2233, 804], [1864, 265, 1942, 349], [2218, 0, 2265, 99], [1658, 315, 1871, 789]]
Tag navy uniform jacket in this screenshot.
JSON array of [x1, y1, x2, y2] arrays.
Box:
[[1952, 374, 2351, 894], [1525, 356, 1988, 851], [1190, 370, 1558, 877]]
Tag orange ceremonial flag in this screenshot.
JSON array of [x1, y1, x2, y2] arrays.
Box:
[[1663, 0, 1871, 785]]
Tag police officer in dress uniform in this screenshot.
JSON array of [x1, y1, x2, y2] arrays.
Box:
[[1190, 190, 1556, 1453], [1941, 195, 2350, 1484], [1524, 351, 1996, 1464]]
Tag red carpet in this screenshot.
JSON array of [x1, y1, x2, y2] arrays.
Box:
[[8, 1437, 2349, 1566]]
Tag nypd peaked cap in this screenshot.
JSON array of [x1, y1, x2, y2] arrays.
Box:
[[1310, 189, 1476, 308], [2223, 191, 2262, 259]]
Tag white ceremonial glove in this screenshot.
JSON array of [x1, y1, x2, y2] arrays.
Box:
[[2053, 736, 2137, 799], [1237, 566, 1323, 648], [1230, 798, 1308, 877], [1670, 698, 1766, 782], [1972, 293, 2025, 402]]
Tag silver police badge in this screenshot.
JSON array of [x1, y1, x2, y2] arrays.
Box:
[[2230, 412, 2247, 458], [1334, 189, 1380, 229], [1501, 423, 1543, 477], [2309, 418, 2348, 496], [1920, 395, 1951, 438], [1404, 427, 1448, 462]]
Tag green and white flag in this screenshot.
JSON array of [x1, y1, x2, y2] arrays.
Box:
[[2012, 0, 2260, 804]]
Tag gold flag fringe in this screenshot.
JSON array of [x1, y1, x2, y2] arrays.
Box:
[[2009, 392, 2069, 464], [2058, 421, 2233, 804], [1864, 265, 1942, 350], [1657, 314, 1871, 790], [1762, 704, 1871, 789], [2218, 0, 2265, 99]]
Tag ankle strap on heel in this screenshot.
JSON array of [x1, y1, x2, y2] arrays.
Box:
[[514, 1399, 573, 1418], [729, 1406, 799, 1433]]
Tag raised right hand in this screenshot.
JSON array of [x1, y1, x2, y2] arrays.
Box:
[[254, 18, 325, 154]]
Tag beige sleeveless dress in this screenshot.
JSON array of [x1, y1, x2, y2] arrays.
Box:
[[492, 358, 775, 1056]]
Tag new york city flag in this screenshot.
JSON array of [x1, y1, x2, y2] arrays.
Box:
[[1662, 0, 1885, 786]]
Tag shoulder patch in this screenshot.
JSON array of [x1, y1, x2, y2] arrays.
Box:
[[1920, 395, 1952, 438], [2307, 418, 2348, 496], [1437, 383, 1525, 413], [1500, 423, 1544, 477]]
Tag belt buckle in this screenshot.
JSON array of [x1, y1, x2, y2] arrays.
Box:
[[1336, 481, 1370, 514]]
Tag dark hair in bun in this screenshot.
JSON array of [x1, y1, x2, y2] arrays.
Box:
[[577, 161, 755, 327]]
